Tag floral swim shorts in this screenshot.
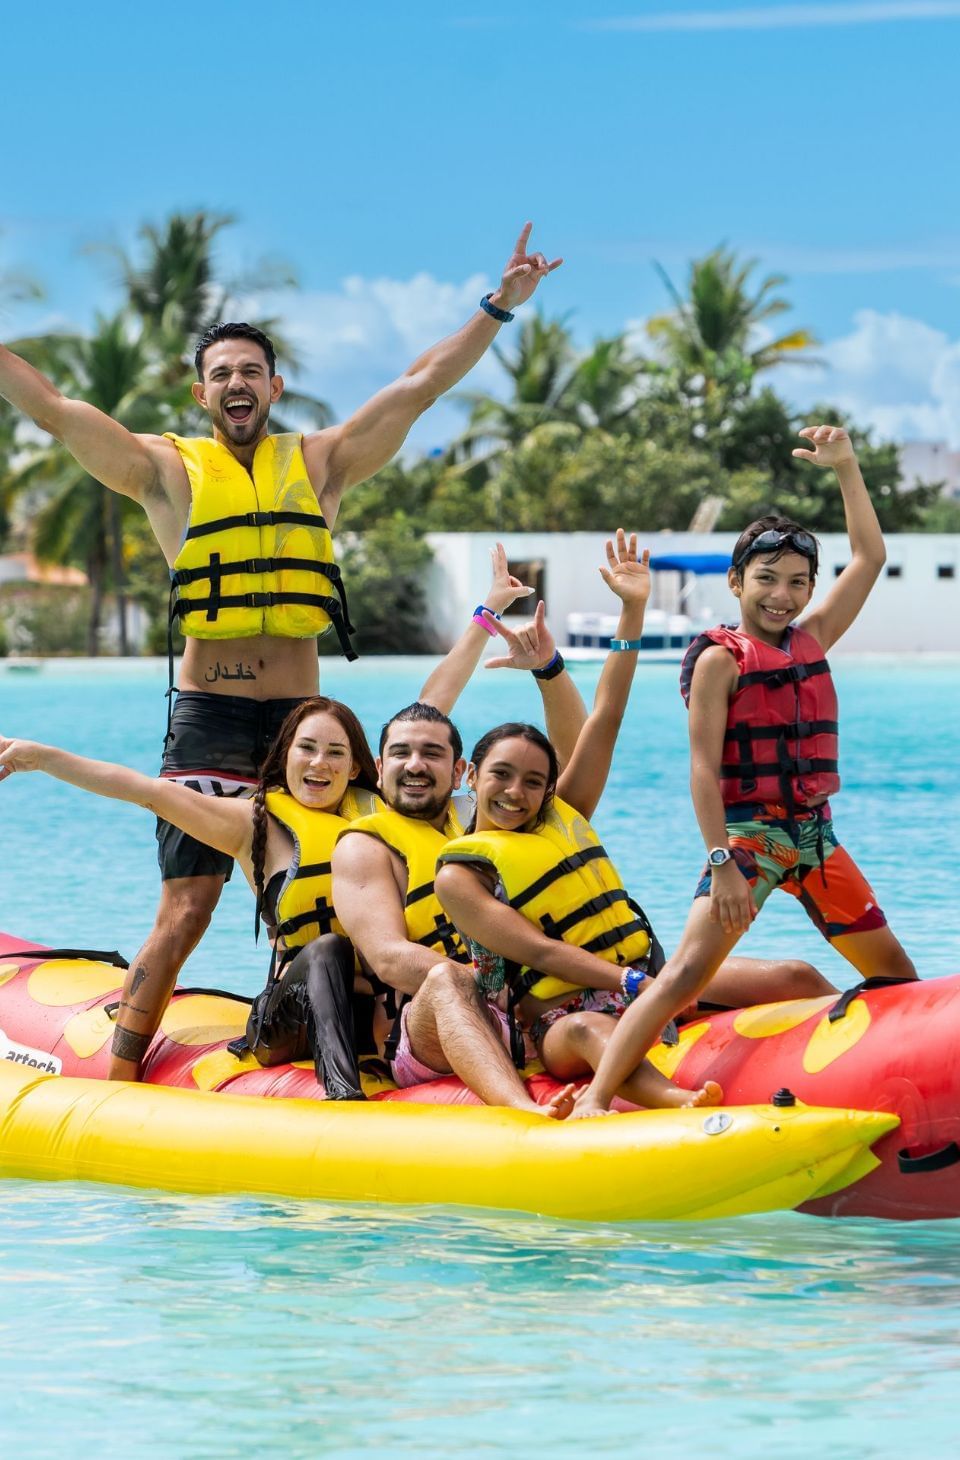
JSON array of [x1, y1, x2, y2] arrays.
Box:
[[693, 803, 887, 942]]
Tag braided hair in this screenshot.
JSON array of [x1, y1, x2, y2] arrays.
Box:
[[251, 697, 379, 935]]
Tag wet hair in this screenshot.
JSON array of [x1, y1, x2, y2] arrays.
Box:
[[378, 702, 463, 762], [194, 322, 277, 380], [467, 722, 559, 833], [251, 697, 377, 928], [732, 514, 820, 582]]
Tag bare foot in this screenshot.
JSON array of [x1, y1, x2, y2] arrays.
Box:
[[682, 1080, 723, 1109], [568, 1088, 614, 1122]]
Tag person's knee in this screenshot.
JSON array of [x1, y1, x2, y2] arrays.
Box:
[[780, 959, 836, 997], [154, 882, 220, 953], [424, 959, 475, 1003]]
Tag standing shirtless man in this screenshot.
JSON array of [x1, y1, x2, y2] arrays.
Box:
[[0, 224, 561, 1078]]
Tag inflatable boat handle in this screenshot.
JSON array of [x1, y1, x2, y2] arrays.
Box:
[[897, 1142, 960, 1175], [828, 975, 916, 1024]]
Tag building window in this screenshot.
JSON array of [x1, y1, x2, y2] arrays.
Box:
[[505, 560, 545, 617], [937, 564, 956, 580], [886, 564, 902, 578]]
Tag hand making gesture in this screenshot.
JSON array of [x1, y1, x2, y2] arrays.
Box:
[[792, 424, 856, 469], [599, 530, 651, 607], [484, 541, 535, 617], [492, 223, 563, 314], [0, 735, 43, 781], [484, 601, 557, 672]]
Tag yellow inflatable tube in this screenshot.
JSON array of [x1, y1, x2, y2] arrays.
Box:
[[0, 1062, 897, 1221]]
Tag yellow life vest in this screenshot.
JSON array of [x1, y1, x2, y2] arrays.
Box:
[[437, 796, 657, 1000], [168, 433, 356, 658], [266, 786, 383, 948], [338, 804, 467, 960]]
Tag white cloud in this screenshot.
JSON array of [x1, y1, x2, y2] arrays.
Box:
[[778, 309, 960, 447], [243, 270, 508, 453], [585, 2, 960, 32]]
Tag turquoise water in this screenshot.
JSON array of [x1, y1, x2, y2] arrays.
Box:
[[1, 656, 959, 1457]]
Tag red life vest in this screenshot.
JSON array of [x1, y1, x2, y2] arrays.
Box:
[[680, 624, 840, 811]]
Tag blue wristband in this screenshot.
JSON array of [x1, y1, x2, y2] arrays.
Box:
[[480, 293, 515, 323], [610, 638, 643, 651], [473, 603, 502, 621]]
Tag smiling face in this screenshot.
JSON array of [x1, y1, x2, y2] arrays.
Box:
[[470, 736, 554, 833], [731, 551, 815, 644], [377, 719, 464, 825], [284, 710, 359, 811], [191, 339, 283, 448]]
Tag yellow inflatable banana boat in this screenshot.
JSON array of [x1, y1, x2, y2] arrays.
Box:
[[0, 1059, 896, 1222]]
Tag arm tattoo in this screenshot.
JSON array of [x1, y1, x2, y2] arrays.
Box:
[[130, 963, 150, 995], [111, 1026, 152, 1063]]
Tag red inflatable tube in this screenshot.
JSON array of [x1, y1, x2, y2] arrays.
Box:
[[0, 932, 956, 1218]]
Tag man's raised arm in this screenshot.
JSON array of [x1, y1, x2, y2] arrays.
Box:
[[0, 340, 165, 503], [310, 223, 562, 511]]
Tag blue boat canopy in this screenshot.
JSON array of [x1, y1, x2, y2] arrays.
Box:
[[649, 553, 731, 574]]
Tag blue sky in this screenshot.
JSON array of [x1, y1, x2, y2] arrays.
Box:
[[3, 0, 960, 449]]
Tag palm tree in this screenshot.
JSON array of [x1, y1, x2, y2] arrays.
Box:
[[6, 313, 174, 654], [647, 246, 818, 392]]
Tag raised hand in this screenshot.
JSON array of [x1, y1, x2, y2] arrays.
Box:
[[494, 222, 563, 312], [484, 541, 535, 617], [599, 529, 651, 607], [484, 600, 557, 671], [0, 736, 44, 782], [792, 424, 856, 469]]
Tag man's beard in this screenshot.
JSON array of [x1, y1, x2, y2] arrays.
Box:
[[389, 782, 451, 822], [215, 401, 269, 444]]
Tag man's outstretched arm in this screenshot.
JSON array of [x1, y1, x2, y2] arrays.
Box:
[[0, 340, 164, 502], [310, 223, 562, 513]]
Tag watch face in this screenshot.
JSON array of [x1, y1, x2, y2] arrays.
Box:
[[709, 849, 729, 866]]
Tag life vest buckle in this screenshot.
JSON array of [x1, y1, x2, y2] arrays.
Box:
[[249, 510, 276, 528], [244, 591, 274, 608]]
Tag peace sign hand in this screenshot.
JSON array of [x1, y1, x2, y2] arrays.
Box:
[[483, 600, 557, 671], [493, 222, 563, 313], [599, 530, 651, 607]]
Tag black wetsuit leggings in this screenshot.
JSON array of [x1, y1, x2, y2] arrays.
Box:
[[246, 934, 364, 1101]]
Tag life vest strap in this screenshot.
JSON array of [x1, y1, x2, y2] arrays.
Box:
[[721, 756, 839, 781], [405, 881, 436, 908], [736, 658, 830, 691], [415, 917, 465, 959], [184, 509, 329, 540], [724, 719, 839, 742], [171, 557, 343, 587], [275, 899, 338, 940], [510, 844, 607, 911], [539, 888, 632, 940]]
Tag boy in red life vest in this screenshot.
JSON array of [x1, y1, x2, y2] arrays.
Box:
[[571, 423, 917, 1120]]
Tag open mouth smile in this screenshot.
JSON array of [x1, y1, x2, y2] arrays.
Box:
[[223, 395, 255, 424]]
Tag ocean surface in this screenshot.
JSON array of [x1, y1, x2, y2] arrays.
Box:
[[0, 655, 958, 1458]]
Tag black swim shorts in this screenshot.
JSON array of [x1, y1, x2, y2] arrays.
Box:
[[156, 691, 306, 881]]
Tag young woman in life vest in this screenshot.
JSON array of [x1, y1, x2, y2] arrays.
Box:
[[571, 426, 917, 1121], [0, 697, 381, 1091], [434, 532, 833, 1111]]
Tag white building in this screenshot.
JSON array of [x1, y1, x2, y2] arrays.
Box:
[[424, 532, 960, 654]]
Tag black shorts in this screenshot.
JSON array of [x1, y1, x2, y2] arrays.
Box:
[[156, 691, 306, 881]]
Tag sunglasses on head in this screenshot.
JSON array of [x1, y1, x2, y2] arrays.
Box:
[[733, 528, 817, 571]]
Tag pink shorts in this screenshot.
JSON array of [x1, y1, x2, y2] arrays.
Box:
[[391, 999, 520, 1088]]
